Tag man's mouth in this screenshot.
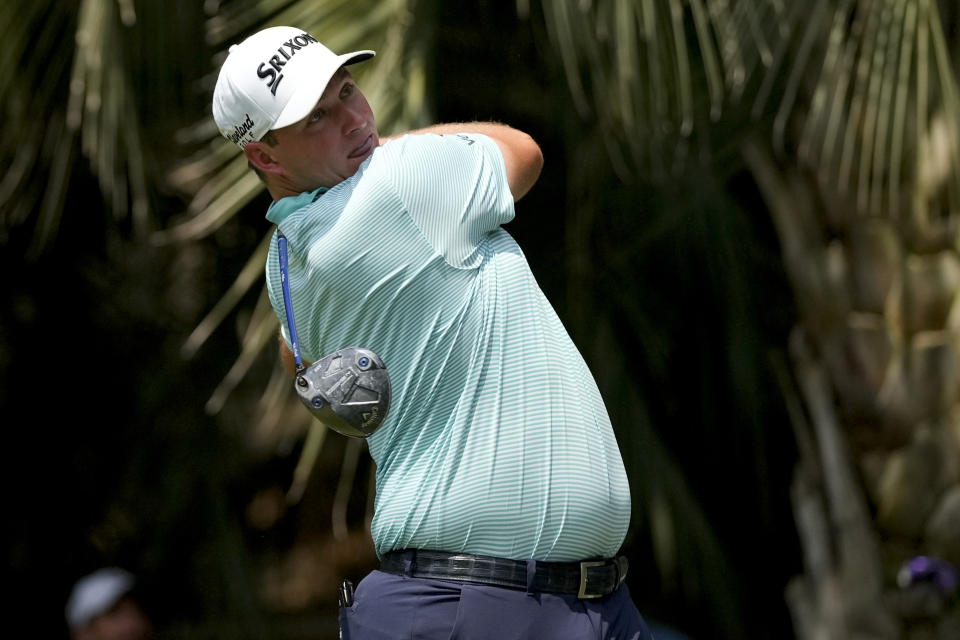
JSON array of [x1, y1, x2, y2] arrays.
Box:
[[348, 134, 374, 159]]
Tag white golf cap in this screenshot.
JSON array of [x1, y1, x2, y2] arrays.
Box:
[[213, 26, 375, 148], [64, 567, 136, 630]]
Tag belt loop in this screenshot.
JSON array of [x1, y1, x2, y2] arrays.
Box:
[[525, 559, 537, 594], [402, 549, 415, 576], [616, 556, 629, 587]]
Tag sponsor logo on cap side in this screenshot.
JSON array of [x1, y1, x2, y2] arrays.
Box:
[[229, 113, 256, 146], [256, 32, 320, 96]]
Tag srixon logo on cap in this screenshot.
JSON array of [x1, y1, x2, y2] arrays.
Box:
[[256, 32, 319, 96]]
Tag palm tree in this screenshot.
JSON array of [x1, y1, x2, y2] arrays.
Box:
[[535, 0, 960, 638]]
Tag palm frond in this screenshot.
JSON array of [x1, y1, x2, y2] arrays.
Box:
[[204, 285, 282, 416], [181, 230, 273, 360], [791, 0, 960, 231], [537, 0, 791, 180], [538, 0, 960, 231], [0, 2, 75, 253], [0, 0, 151, 257]]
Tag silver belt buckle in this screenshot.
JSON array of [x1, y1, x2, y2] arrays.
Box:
[[578, 561, 606, 599]]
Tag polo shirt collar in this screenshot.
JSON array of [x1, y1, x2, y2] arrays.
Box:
[[265, 186, 328, 225]]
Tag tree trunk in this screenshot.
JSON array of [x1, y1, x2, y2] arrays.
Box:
[[744, 137, 960, 640]]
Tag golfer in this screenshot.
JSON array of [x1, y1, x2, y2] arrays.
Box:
[[213, 25, 653, 639]]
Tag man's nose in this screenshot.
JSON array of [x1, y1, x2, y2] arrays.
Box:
[[342, 105, 367, 135]]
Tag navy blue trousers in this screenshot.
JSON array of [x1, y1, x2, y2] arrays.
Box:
[[339, 570, 655, 639]]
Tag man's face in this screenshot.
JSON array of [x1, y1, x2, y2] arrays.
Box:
[[268, 68, 378, 191]]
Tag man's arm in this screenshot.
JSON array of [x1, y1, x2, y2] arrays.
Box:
[[382, 122, 543, 201]]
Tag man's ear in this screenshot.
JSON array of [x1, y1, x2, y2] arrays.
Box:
[[244, 141, 283, 175]]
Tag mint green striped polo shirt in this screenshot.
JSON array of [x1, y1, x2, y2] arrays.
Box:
[[264, 132, 630, 561]]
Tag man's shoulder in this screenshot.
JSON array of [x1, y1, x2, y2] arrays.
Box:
[[381, 131, 491, 150], [372, 133, 493, 179], [375, 132, 438, 158]]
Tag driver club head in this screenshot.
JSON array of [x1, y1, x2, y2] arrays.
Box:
[[294, 346, 391, 438]]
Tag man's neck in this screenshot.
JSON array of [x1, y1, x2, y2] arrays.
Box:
[[267, 179, 316, 202]]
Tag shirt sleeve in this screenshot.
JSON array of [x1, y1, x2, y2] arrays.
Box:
[[380, 132, 515, 267]]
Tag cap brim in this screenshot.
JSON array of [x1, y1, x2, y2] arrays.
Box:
[[272, 50, 376, 131]]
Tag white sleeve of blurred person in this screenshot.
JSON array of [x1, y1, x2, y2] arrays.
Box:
[[65, 567, 154, 640]]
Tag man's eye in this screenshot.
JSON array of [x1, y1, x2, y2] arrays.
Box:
[[309, 109, 325, 123], [341, 83, 354, 98]]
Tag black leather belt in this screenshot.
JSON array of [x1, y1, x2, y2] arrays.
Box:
[[380, 549, 628, 599]]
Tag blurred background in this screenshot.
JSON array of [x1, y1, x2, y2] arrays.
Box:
[[3, 1, 960, 638]]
